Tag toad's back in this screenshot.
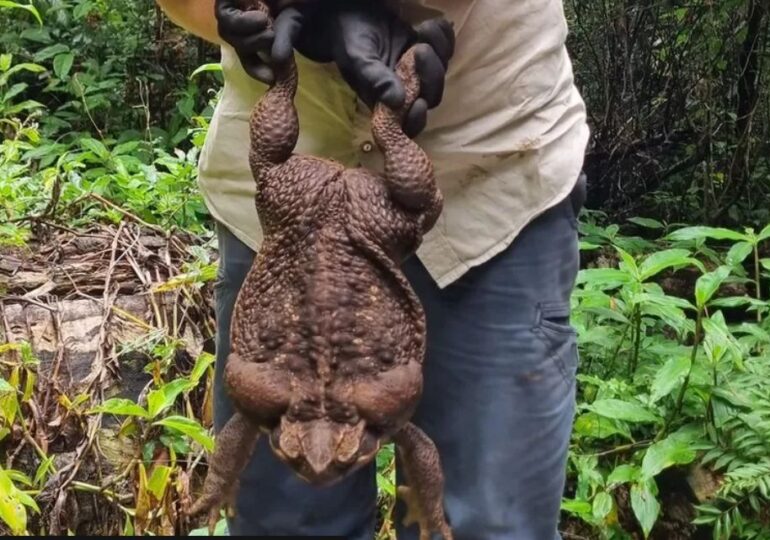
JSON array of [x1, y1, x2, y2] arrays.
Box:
[[230, 163, 425, 410]]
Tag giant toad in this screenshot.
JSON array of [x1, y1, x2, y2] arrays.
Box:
[[188, 2, 451, 538]]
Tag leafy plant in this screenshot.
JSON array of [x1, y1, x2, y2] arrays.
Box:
[[566, 217, 770, 538]]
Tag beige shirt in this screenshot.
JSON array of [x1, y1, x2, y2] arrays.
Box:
[[197, 0, 590, 288]]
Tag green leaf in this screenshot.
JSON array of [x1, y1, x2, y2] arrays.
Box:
[[576, 268, 632, 289], [0, 378, 14, 393], [0, 467, 26, 535], [702, 313, 742, 365], [726, 242, 753, 266], [560, 499, 592, 515], [0, 53, 11, 72], [638, 249, 693, 281], [641, 303, 692, 335], [695, 266, 732, 308], [588, 399, 659, 424], [90, 398, 148, 418], [709, 296, 765, 308], [581, 306, 630, 324], [631, 481, 660, 538], [190, 518, 228, 536], [147, 379, 190, 418], [7, 470, 32, 487], [756, 224, 770, 242], [112, 141, 141, 155], [154, 416, 214, 452], [146, 465, 172, 501], [79, 138, 110, 160], [0, 62, 45, 86], [615, 247, 640, 279], [0, 1, 43, 25], [376, 471, 395, 497], [627, 217, 664, 229], [641, 434, 697, 479], [189, 352, 215, 386], [592, 491, 613, 521], [33, 456, 54, 487], [579, 241, 601, 251], [607, 464, 640, 488], [649, 356, 691, 403], [573, 412, 631, 440], [636, 291, 696, 311], [14, 491, 38, 513], [190, 63, 222, 79], [3, 82, 28, 102], [122, 514, 135, 536], [52, 52, 74, 79], [667, 226, 748, 243], [32, 43, 68, 62]]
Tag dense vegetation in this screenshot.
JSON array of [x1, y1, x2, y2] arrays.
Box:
[[1, 1, 770, 538]]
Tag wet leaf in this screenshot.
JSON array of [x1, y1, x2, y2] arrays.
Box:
[[52, 52, 73, 79], [696, 266, 732, 308], [607, 464, 640, 488], [726, 241, 753, 266], [189, 353, 215, 386], [641, 434, 697, 479], [650, 356, 691, 403], [667, 226, 748, 243], [573, 412, 632, 440], [0, 467, 26, 534], [638, 249, 693, 281], [147, 379, 190, 418], [90, 398, 148, 418], [631, 480, 660, 538], [154, 416, 214, 452], [593, 491, 613, 521], [147, 465, 172, 502], [588, 399, 659, 424]]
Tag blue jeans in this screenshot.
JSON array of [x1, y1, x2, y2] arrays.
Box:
[[212, 180, 583, 539]]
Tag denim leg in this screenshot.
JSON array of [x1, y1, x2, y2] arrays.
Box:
[[212, 224, 378, 538], [395, 190, 582, 540]]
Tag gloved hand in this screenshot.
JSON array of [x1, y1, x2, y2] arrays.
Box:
[[215, 0, 280, 83], [215, 0, 454, 138], [272, 0, 455, 137]]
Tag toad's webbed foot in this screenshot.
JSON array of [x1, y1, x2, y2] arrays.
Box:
[[186, 477, 239, 535], [394, 423, 453, 540], [186, 413, 259, 531]]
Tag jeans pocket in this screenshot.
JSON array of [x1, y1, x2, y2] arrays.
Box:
[[533, 301, 578, 388]]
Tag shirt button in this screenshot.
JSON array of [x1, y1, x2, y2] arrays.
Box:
[[361, 141, 374, 153]]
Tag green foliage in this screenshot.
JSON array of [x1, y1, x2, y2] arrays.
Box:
[[565, 214, 770, 538]]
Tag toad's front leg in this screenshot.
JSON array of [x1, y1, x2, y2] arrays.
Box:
[[186, 412, 259, 533], [394, 423, 453, 540]]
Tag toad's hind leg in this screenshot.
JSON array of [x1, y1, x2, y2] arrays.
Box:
[[371, 46, 443, 234], [187, 413, 259, 531], [394, 423, 453, 540]]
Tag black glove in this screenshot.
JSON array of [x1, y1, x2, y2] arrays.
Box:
[[215, 0, 279, 83], [272, 0, 455, 137], [216, 0, 454, 138]]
